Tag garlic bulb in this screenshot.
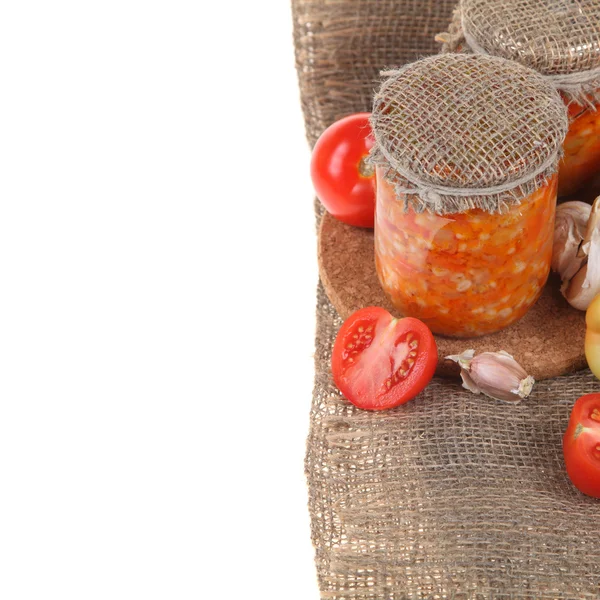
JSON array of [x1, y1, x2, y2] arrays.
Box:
[[446, 349, 534, 403], [552, 196, 600, 311]]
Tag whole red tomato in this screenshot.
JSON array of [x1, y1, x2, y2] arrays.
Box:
[[331, 307, 438, 410], [311, 113, 376, 228], [563, 393, 600, 498]]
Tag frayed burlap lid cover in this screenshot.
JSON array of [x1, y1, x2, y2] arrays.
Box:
[[440, 0, 600, 105], [370, 53, 568, 214]]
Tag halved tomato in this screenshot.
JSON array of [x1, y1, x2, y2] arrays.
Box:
[[331, 307, 438, 410], [563, 393, 600, 498]]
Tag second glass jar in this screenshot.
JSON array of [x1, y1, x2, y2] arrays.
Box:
[[559, 98, 600, 197]]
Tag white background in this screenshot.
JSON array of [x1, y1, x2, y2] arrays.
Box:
[[1, 1, 318, 598]]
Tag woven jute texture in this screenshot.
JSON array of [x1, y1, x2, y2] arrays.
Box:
[[370, 54, 568, 214], [292, 0, 457, 147], [439, 0, 600, 106], [293, 1, 600, 598]]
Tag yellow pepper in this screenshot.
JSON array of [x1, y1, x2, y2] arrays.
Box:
[[585, 294, 600, 378]]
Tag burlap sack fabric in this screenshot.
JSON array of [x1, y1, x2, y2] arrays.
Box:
[[292, 1, 600, 598]]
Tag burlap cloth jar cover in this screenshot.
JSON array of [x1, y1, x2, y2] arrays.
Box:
[[438, 0, 600, 197], [292, 1, 600, 598]]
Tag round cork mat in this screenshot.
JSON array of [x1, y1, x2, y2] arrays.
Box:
[[318, 212, 588, 380]]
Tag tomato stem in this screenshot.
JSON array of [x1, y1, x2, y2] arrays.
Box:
[[358, 156, 375, 179]]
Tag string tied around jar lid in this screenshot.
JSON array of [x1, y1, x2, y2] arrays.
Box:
[[369, 54, 569, 215], [372, 134, 561, 208]]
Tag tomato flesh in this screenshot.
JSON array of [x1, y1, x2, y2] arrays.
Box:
[[331, 307, 438, 410], [563, 393, 600, 498], [311, 113, 375, 228]]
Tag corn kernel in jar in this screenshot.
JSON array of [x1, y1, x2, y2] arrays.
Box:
[[375, 170, 557, 337]]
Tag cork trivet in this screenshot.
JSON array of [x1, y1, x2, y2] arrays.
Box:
[[318, 211, 587, 380]]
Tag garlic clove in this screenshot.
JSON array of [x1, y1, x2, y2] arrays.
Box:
[[578, 195, 600, 258], [446, 350, 534, 403], [552, 201, 590, 281], [564, 263, 591, 310], [469, 352, 533, 403], [555, 196, 600, 311], [565, 225, 600, 310]]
